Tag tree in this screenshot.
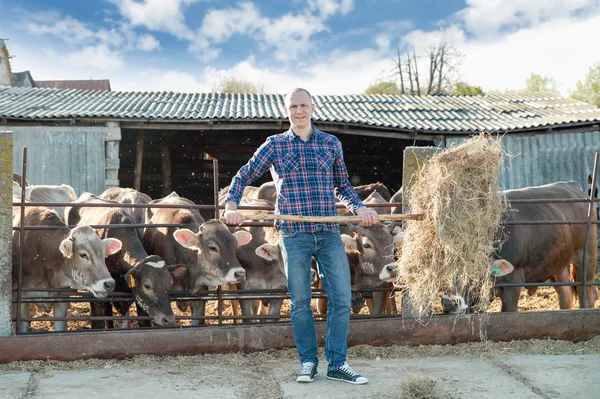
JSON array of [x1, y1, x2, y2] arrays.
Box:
[[453, 82, 484, 96], [570, 61, 600, 107], [212, 76, 264, 93], [394, 40, 462, 95], [365, 81, 400, 95], [524, 73, 558, 93]]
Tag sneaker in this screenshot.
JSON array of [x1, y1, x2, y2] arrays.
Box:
[[296, 362, 318, 383], [327, 362, 368, 384]]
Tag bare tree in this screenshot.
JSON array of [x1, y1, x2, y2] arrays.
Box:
[[394, 40, 462, 95]]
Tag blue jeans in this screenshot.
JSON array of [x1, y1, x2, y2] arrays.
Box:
[[279, 230, 351, 370]]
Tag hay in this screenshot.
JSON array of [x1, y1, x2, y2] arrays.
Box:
[[397, 133, 507, 321], [401, 375, 445, 399]]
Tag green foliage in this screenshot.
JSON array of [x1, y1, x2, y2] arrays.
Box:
[[213, 77, 264, 94], [524, 73, 558, 93], [453, 82, 484, 96], [570, 61, 600, 107], [364, 81, 400, 95]]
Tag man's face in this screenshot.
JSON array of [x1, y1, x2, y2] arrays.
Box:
[[285, 90, 314, 130]]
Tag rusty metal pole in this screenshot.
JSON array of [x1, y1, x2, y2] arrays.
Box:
[[0, 132, 14, 336], [581, 152, 599, 309]]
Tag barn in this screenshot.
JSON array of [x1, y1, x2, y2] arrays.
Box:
[[2, 86, 600, 212]]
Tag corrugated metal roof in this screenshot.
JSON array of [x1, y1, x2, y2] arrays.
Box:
[[0, 86, 599, 133], [34, 79, 111, 91]]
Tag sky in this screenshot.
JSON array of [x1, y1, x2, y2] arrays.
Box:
[[1, 0, 599, 96]]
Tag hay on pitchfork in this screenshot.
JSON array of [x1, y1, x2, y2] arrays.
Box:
[[396, 133, 508, 320]]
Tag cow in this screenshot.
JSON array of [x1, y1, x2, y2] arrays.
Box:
[[341, 222, 404, 315], [353, 182, 392, 202], [439, 181, 598, 314], [493, 181, 598, 311], [99, 187, 152, 239], [66, 193, 189, 328], [390, 187, 403, 214], [143, 192, 251, 325], [14, 184, 78, 220], [12, 207, 121, 332]]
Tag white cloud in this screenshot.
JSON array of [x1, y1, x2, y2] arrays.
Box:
[[66, 44, 124, 70], [260, 12, 326, 61], [307, 0, 354, 19], [109, 0, 196, 40], [198, 2, 263, 43], [25, 15, 95, 43], [375, 34, 390, 50], [137, 34, 161, 51], [114, 69, 212, 93], [458, 15, 600, 94], [457, 0, 597, 38]]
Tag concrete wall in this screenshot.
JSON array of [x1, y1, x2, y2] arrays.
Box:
[[0, 132, 13, 336]]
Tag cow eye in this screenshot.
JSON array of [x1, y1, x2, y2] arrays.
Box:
[[363, 243, 372, 249], [209, 245, 219, 253], [143, 283, 151, 290], [79, 253, 89, 260]]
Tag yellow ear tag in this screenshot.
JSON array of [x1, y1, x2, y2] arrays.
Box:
[[128, 274, 136, 288]]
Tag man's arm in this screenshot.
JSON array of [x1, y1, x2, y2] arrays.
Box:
[[331, 139, 378, 226], [224, 138, 275, 225]]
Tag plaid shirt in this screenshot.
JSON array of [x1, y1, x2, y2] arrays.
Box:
[[225, 126, 364, 232]]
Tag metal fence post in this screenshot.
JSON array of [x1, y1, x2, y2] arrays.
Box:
[[0, 131, 13, 336]]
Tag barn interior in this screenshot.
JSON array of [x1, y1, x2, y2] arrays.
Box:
[[118, 127, 427, 218]]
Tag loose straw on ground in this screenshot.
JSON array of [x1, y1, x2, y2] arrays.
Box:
[[397, 133, 508, 325]]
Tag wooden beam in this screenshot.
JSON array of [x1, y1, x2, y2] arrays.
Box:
[[134, 131, 145, 191], [160, 131, 172, 196]]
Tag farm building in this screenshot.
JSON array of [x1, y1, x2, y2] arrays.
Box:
[[1, 86, 600, 209]]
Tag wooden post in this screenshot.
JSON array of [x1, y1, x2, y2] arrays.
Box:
[[134, 131, 145, 191], [0, 131, 13, 336], [104, 123, 121, 189], [160, 131, 172, 196], [401, 146, 438, 318]]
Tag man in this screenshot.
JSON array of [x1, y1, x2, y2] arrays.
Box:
[[224, 88, 377, 384]]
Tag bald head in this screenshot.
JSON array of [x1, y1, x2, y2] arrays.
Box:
[[285, 88, 312, 106]]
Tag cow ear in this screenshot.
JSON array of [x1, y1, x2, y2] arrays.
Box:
[[168, 264, 189, 279], [255, 243, 279, 261], [59, 239, 74, 258], [65, 205, 81, 226], [491, 259, 514, 277], [341, 234, 358, 252], [124, 268, 139, 288], [345, 222, 358, 233], [233, 230, 252, 247], [173, 229, 200, 249], [393, 230, 405, 247], [104, 238, 122, 256]]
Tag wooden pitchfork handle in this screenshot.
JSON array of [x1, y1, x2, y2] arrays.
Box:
[[220, 213, 424, 223]]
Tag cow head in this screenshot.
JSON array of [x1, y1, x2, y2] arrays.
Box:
[[59, 225, 121, 298], [254, 242, 317, 286], [124, 256, 188, 326], [441, 258, 515, 314], [342, 222, 399, 290], [173, 220, 251, 290]]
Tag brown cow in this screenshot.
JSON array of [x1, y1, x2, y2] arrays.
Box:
[[12, 207, 121, 332], [494, 181, 598, 311], [99, 187, 152, 239], [143, 192, 251, 325], [66, 194, 188, 328], [341, 222, 403, 315], [353, 182, 392, 201]]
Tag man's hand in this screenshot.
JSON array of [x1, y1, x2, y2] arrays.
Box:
[[224, 201, 243, 226], [356, 206, 378, 226]]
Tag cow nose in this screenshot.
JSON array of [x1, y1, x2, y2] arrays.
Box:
[[234, 269, 246, 281], [387, 264, 398, 272], [104, 279, 116, 292], [160, 314, 175, 326]]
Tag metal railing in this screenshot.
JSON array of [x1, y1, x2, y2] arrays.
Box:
[[10, 148, 600, 333]]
